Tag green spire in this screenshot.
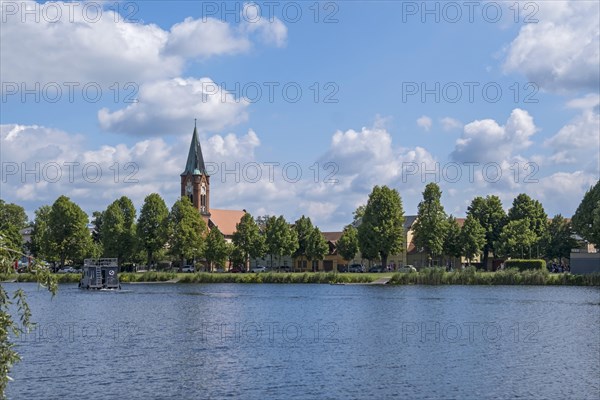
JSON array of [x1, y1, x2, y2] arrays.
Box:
[[182, 121, 207, 176]]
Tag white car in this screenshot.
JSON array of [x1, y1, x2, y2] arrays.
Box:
[[181, 265, 195, 273], [398, 265, 417, 273], [251, 266, 267, 273]]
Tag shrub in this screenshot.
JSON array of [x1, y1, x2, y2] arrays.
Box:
[[504, 259, 545, 271]]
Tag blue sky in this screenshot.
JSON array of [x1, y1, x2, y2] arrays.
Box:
[[1, 0, 599, 230]]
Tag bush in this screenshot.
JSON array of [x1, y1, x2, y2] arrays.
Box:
[[504, 259, 545, 271]]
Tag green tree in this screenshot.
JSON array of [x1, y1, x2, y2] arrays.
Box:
[[357, 185, 405, 270], [167, 197, 207, 267], [101, 196, 137, 265], [0, 200, 27, 252], [293, 215, 314, 271], [507, 193, 548, 257], [137, 193, 169, 269], [48, 196, 93, 267], [443, 215, 463, 264], [30, 206, 53, 261], [204, 227, 230, 271], [496, 219, 537, 259], [412, 183, 448, 266], [337, 225, 359, 263], [91, 211, 104, 244], [467, 195, 506, 269], [306, 227, 329, 271], [232, 212, 266, 271], [460, 215, 486, 265], [543, 214, 578, 263], [572, 181, 600, 246], [265, 215, 298, 267]]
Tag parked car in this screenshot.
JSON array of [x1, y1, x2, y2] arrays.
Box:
[[181, 265, 195, 273], [398, 265, 417, 273], [369, 265, 385, 273], [229, 265, 246, 273], [57, 267, 77, 274], [348, 264, 365, 273], [250, 265, 267, 273], [337, 265, 348, 273]]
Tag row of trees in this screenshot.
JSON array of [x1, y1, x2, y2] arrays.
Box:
[[335, 181, 600, 268], [1, 194, 331, 271], [1, 180, 598, 270]]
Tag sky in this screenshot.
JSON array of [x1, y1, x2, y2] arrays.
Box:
[[1, 0, 599, 230]]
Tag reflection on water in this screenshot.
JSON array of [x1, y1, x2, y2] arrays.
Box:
[[5, 283, 600, 400]]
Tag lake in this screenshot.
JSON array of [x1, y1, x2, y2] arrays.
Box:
[[5, 283, 600, 399]]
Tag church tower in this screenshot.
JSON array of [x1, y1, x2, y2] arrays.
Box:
[[181, 122, 210, 219]]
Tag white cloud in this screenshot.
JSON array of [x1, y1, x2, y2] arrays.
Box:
[[240, 3, 288, 48], [416, 116, 432, 131], [98, 77, 250, 136], [0, 1, 287, 86], [503, 1, 599, 93], [440, 117, 463, 131], [451, 108, 537, 164], [544, 94, 600, 169]]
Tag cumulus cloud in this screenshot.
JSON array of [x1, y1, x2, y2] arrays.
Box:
[[416, 116, 432, 131], [0, 1, 287, 86], [440, 117, 463, 131], [98, 77, 250, 136], [451, 109, 537, 164], [544, 94, 600, 170], [503, 1, 600, 93]]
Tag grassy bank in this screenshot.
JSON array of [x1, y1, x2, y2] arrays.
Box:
[[2, 268, 599, 286]]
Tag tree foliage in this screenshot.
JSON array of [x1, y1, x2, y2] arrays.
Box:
[[204, 227, 230, 270], [305, 227, 329, 271], [265, 215, 298, 266], [466, 195, 506, 268], [137, 193, 169, 268], [443, 215, 463, 260], [412, 183, 448, 263], [543, 214, 578, 261], [167, 197, 207, 265], [337, 225, 359, 262], [572, 180, 600, 246], [47, 196, 93, 266], [496, 219, 537, 259], [101, 196, 137, 265], [232, 212, 266, 269], [357, 185, 405, 269], [460, 215, 486, 265]]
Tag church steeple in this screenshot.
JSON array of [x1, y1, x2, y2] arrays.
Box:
[[182, 120, 208, 176], [181, 121, 210, 217]]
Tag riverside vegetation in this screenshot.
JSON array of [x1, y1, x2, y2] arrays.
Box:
[[2, 267, 599, 286]]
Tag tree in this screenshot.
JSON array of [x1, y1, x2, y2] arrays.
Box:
[[306, 227, 329, 271], [232, 212, 265, 271], [543, 215, 578, 263], [412, 183, 448, 266], [352, 205, 366, 226], [30, 206, 53, 261], [167, 197, 207, 267], [0, 200, 27, 252], [507, 193, 548, 257], [572, 181, 600, 246], [496, 219, 537, 259], [443, 215, 463, 265], [460, 215, 486, 265], [101, 196, 137, 265], [357, 185, 405, 271], [265, 216, 298, 267], [137, 193, 169, 269], [47, 196, 93, 267], [467, 195, 506, 269], [204, 227, 230, 271], [337, 225, 359, 263], [293, 215, 314, 271]]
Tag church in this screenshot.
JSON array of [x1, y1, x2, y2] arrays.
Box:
[[180, 124, 245, 242]]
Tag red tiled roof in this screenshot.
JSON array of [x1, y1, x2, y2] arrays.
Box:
[[209, 209, 245, 236], [322, 231, 342, 243]]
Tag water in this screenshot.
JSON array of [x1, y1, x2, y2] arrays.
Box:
[[4, 283, 599, 399]]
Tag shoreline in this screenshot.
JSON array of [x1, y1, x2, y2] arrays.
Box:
[[2, 270, 599, 286]]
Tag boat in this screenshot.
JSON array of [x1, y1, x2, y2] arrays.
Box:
[[79, 258, 121, 290]]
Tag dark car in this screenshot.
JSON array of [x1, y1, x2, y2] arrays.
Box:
[[337, 265, 348, 273], [368, 265, 385, 273], [229, 265, 246, 273], [348, 264, 365, 273]]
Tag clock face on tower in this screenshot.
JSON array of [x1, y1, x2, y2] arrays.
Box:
[[185, 180, 193, 195]]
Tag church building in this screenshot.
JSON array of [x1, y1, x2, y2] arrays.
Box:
[[180, 124, 245, 241]]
